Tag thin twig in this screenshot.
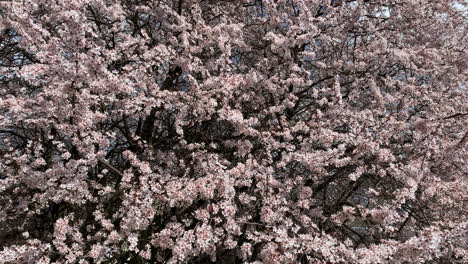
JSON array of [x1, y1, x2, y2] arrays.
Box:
[[97, 157, 125, 178]]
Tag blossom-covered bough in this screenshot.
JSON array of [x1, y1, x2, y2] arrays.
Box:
[[0, 0, 466, 263]]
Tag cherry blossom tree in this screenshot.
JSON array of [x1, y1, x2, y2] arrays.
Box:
[[0, 0, 467, 263]]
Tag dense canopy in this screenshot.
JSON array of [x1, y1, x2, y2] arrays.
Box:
[[0, 0, 467, 263]]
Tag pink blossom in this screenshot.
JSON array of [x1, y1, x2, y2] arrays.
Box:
[[0, 0, 466, 263]]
